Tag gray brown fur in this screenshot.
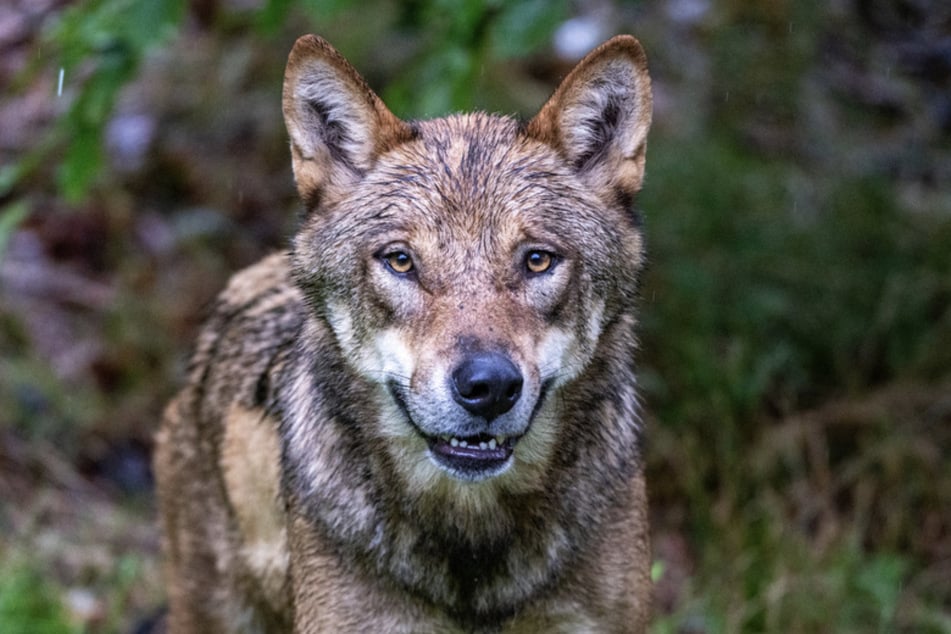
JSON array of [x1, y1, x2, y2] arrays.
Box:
[[155, 34, 653, 633]]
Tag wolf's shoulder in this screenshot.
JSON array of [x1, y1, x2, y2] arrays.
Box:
[[215, 252, 299, 310], [183, 252, 305, 409], [200, 252, 303, 344]]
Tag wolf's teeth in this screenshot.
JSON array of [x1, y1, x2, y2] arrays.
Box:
[[445, 436, 507, 451]]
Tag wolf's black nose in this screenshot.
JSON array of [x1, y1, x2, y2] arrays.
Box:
[[451, 352, 523, 421]]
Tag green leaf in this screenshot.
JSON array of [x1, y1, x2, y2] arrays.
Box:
[[0, 200, 30, 258], [651, 559, 666, 583]]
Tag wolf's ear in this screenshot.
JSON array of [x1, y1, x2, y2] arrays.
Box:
[[282, 35, 413, 207], [526, 35, 652, 200]]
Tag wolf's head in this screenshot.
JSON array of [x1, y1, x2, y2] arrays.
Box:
[[283, 35, 651, 495]]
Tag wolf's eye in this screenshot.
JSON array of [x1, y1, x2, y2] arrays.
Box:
[[384, 251, 414, 275], [525, 250, 555, 274]]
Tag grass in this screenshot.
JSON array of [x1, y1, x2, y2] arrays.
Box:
[[653, 541, 914, 633]]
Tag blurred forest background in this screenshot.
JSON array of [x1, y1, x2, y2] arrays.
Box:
[[1, 0, 949, 632]]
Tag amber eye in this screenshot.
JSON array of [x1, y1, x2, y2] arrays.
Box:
[[384, 251, 414, 275], [525, 250, 554, 274]]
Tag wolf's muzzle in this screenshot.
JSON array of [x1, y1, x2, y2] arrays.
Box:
[[450, 352, 523, 422]]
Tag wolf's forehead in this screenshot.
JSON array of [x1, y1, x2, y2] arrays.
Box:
[[393, 114, 559, 183], [414, 113, 521, 156], [366, 114, 572, 221]]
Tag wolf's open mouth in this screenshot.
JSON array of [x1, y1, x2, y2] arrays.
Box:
[[429, 434, 518, 460], [387, 383, 519, 476], [427, 433, 516, 473]]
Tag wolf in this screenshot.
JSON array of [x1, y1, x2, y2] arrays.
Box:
[[154, 33, 653, 633]]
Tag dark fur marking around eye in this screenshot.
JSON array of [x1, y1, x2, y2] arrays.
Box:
[[254, 367, 270, 407], [300, 185, 323, 214]]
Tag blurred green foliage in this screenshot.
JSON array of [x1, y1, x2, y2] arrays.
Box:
[[640, 132, 950, 632], [383, 0, 568, 115], [2, 0, 565, 210], [0, 561, 75, 634], [0, 201, 29, 255], [36, 0, 184, 202], [641, 136, 951, 429]]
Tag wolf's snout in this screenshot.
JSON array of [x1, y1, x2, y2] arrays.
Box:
[[451, 352, 523, 421]]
